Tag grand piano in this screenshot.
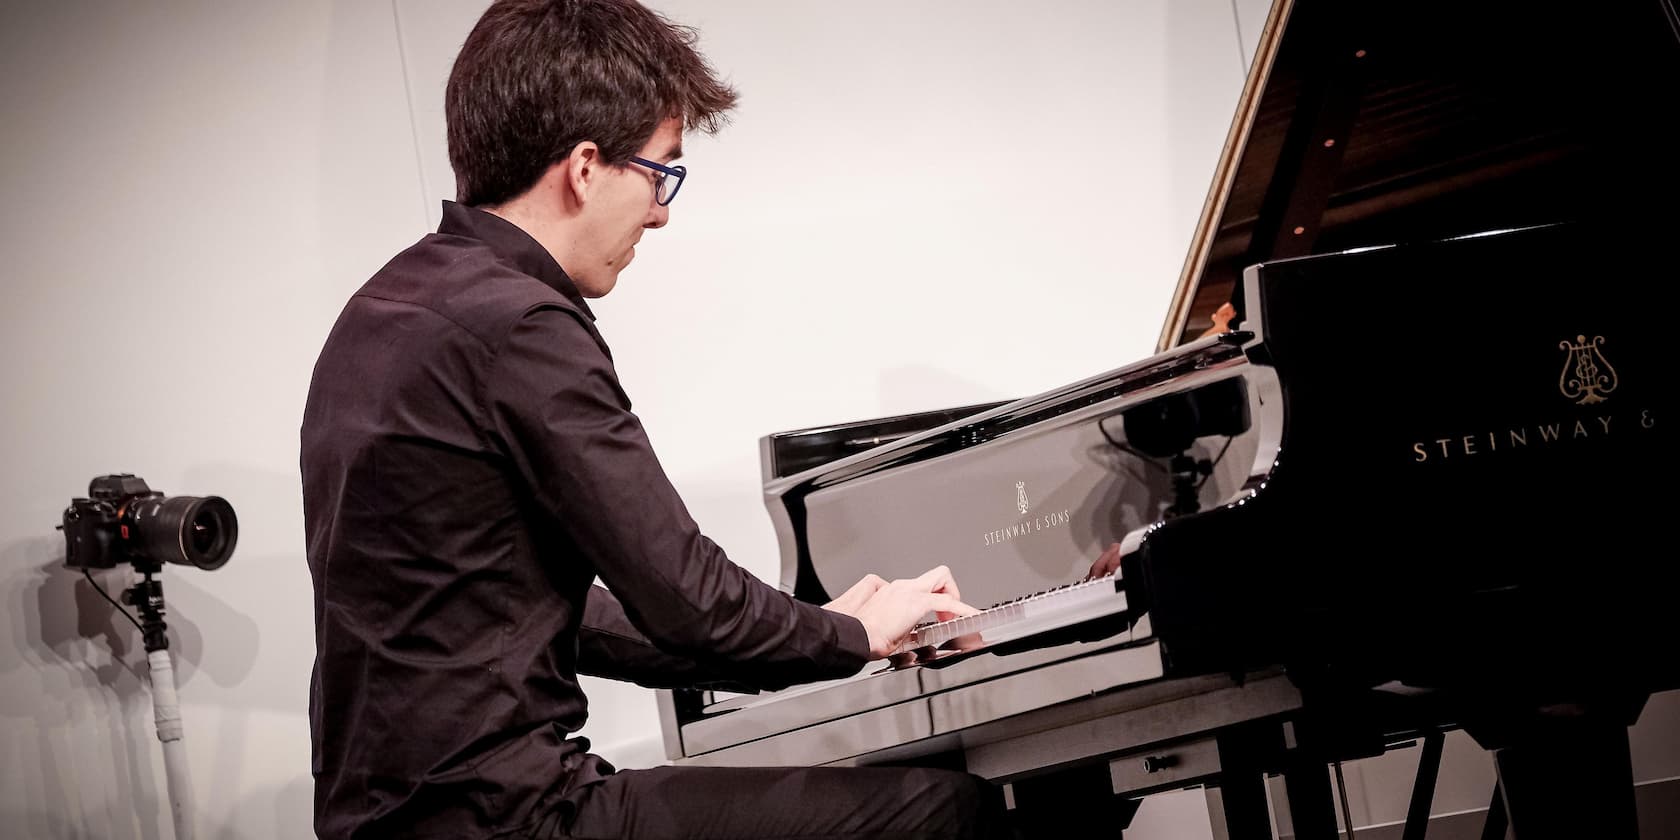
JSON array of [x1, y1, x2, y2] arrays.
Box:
[[655, 1, 1680, 837]]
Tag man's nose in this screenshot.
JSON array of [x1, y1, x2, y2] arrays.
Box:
[[644, 201, 669, 230]]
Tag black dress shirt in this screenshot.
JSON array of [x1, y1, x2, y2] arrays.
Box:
[[301, 201, 870, 840]]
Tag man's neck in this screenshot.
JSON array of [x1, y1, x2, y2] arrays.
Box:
[[482, 195, 580, 273]]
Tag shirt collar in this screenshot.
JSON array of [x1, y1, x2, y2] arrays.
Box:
[[437, 200, 595, 320]]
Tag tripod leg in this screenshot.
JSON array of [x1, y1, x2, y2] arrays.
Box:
[[127, 573, 195, 840], [148, 647, 196, 840]]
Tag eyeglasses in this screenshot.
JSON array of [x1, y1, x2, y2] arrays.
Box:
[[627, 156, 687, 206]]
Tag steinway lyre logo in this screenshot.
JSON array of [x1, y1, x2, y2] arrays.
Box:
[[1015, 481, 1029, 515], [1558, 335, 1618, 405]]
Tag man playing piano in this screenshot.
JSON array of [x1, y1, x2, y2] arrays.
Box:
[[300, 1, 1015, 838]]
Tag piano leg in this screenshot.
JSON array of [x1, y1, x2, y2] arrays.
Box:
[[1466, 695, 1647, 840], [1402, 731, 1445, 840], [1008, 765, 1141, 839], [1206, 719, 1348, 840], [1210, 726, 1278, 840], [1281, 756, 1339, 840], [1204, 784, 1270, 840], [1491, 721, 1638, 840], [1479, 786, 1507, 840]]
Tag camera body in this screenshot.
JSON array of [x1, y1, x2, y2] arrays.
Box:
[[62, 474, 237, 571]]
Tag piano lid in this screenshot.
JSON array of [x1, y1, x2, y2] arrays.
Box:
[[1157, 0, 1680, 352]]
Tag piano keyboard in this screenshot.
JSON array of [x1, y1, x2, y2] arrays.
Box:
[[893, 572, 1127, 656]]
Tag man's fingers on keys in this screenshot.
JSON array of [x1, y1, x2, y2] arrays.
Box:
[[926, 592, 979, 619], [913, 564, 962, 602], [1087, 542, 1122, 580]]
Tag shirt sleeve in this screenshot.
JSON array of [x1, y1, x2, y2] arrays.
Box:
[[579, 585, 775, 692], [485, 305, 871, 686]]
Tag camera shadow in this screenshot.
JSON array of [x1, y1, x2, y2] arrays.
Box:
[[1, 532, 267, 838], [0, 536, 166, 839]]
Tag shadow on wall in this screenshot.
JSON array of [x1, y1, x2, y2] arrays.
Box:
[[214, 774, 314, 840], [0, 534, 264, 839], [0, 536, 164, 839]]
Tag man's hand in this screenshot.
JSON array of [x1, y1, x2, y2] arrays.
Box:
[[823, 573, 886, 617], [825, 565, 979, 660], [1086, 541, 1123, 581]]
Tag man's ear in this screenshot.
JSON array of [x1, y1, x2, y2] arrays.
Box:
[[559, 141, 602, 207]]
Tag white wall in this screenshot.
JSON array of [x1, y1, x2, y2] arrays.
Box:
[[11, 3, 1668, 840]]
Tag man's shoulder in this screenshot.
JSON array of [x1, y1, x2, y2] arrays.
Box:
[[357, 233, 590, 345]]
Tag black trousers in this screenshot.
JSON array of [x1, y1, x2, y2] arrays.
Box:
[[539, 764, 1018, 840]]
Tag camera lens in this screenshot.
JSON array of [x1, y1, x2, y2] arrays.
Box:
[[129, 495, 238, 570]]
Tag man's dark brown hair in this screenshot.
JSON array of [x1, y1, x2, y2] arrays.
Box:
[[445, 0, 739, 207]]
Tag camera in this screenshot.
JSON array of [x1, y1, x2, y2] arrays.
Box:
[[1119, 376, 1250, 458], [62, 474, 238, 571]]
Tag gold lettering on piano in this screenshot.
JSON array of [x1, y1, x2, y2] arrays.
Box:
[[1412, 334, 1656, 463], [982, 509, 1071, 547], [1409, 410, 1655, 462]]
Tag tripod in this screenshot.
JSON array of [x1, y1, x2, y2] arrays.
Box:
[[1164, 450, 1214, 519], [122, 568, 196, 840]]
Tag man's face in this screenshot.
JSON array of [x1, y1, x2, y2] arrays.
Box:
[[572, 117, 682, 298]]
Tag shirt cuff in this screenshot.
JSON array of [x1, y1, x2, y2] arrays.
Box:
[[829, 610, 873, 670]]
